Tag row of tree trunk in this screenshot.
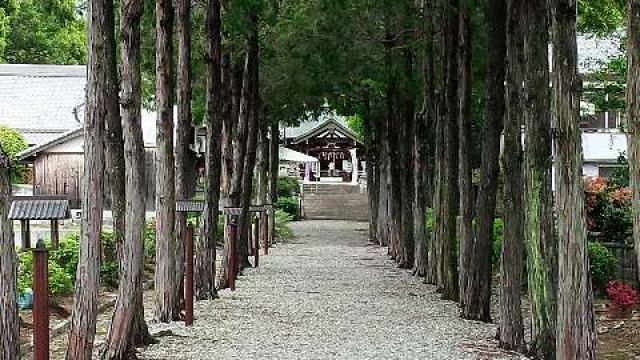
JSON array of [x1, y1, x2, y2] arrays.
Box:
[[1, 0, 280, 359], [365, 0, 603, 358]]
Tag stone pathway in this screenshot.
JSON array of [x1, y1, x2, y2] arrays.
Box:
[[139, 221, 523, 359]]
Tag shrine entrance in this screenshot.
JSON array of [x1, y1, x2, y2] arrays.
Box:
[[282, 115, 364, 183]]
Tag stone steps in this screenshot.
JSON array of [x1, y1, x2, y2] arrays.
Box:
[[302, 185, 369, 221]]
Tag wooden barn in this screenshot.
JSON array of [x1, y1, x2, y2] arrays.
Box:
[[17, 115, 163, 209]]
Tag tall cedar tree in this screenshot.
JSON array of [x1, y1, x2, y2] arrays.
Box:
[[104, 0, 126, 265], [363, 92, 380, 246], [0, 145, 18, 359], [101, 0, 150, 356], [238, 14, 261, 271], [628, 0, 640, 310], [500, 0, 525, 351], [268, 124, 279, 243], [456, 2, 473, 298], [256, 123, 269, 249], [524, 0, 557, 357], [442, 0, 459, 301], [154, 0, 178, 323], [66, 0, 107, 357], [552, 0, 597, 357], [220, 51, 252, 289], [174, 0, 192, 316], [460, 0, 506, 322], [197, 0, 223, 300], [413, 0, 435, 276], [428, 0, 446, 285]]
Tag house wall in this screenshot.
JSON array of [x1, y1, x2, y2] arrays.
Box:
[[34, 153, 84, 208], [33, 149, 157, 210]]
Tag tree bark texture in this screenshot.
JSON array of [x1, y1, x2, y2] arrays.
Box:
[[397, 47, 415, 269], [523, 0, 557, 357], [0, 148, 18, 359], [104, 0, 126, 265], [220, 50, 252, 289], [268, 123, 279, 244], [552, 0, 597, 357], [413, 0, 435, 277], [238, 23, 260, 270], [256, 124, 269, 249], [195, 0, 222, 301], [499, 0, 525, 351], [362, 93, 379, 245], [628, 0, 640, 316], [173, 0, 192, 316], [441, 0, 459, 302], [456, 6, 473, 299], [460, 0, 505, 322], [221, 52, 234, 202], [66, 0, 107, 357], [154, 0, 177, 323], [101, 0, 148, 356], [66, 0, 106, 360]]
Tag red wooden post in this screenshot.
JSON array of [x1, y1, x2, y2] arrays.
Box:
[[229, 215, 238, 291], [254, 214, 260, 268], [33, 240, 49, 360], [185, 226, 194, 326]]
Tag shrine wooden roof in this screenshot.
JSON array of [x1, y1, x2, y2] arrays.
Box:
[[289, 118, 362, 145]]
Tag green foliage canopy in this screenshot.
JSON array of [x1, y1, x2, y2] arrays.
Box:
[[0, 0, 87, 64]]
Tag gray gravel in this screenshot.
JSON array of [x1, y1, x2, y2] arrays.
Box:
[[139, 220, 524, 360]]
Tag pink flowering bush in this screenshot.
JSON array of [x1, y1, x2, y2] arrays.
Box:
[[606, 280, 639, 318]]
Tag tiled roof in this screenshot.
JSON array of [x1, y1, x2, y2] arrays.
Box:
[[282, 112, 352, 139], [9, 196, 70, 220], [0, 64, 85, 145]]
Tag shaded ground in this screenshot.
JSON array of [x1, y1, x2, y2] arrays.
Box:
[[139, 220, 521, 359]]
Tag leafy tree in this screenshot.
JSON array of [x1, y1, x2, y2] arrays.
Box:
[[578, 0, 626, 35], [2, 0, 86, 64], [0, 127, 28, 183], [0, 127, 27, 158]]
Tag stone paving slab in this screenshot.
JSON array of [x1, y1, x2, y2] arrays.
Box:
[[139, 220, 524, 360]]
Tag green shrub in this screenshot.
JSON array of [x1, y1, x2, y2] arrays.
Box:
[[49, 233, 80, 276], [277, 176, 300, 198], [18, 248, 74, 297], [274, 209, 295, 242], [0, 126, 28, 183], [144, 221, 156, 261], [277, 196, 299, 219], [588, 241, 619, 292], [100, 261, 119, 288], [17, 231, 126, 296]]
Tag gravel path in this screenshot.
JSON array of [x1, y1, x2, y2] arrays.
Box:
[[139, 220, 523, 360]]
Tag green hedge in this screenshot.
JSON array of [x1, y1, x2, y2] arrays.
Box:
[[18, 231, 121, 297], [277, 176, 300, 198]]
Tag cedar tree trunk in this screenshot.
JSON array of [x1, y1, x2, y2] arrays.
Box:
[[66, 0, 107, 356], [499, 0, 525, 351], [154, 0, 177, 323], [523, 0, 557, 357], [552, 0, 597, 357], [101, 0, 150, 356], [0, 147, 18, 359], [460, 0, 506, 322]]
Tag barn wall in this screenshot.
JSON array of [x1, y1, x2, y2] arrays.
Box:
[[34, 149, 157, 210], [34, 153, 84, 208]]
